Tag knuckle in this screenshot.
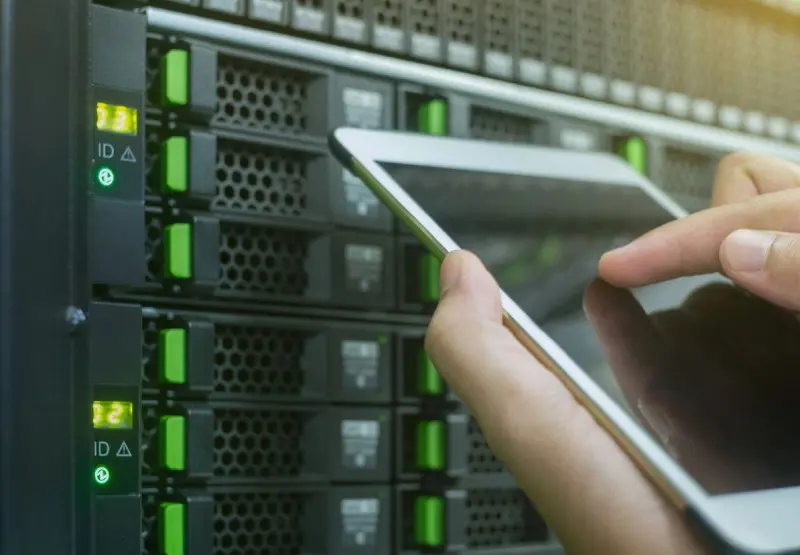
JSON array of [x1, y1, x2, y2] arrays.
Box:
[[717, 151, 755, 173], [424, 312, 448, 360]]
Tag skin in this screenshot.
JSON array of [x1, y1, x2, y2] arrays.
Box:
[[425, 153, 800, 554]]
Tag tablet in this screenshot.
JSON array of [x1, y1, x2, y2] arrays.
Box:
[[330, 127, 800, 555]]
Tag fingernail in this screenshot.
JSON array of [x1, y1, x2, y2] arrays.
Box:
[[607, 237, 634, 253], [440, 253, 463, 296], [600, 240, 636, 262], [724, 230, 776, 272]]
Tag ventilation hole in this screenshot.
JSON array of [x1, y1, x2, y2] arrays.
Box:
[[467, 420, 506, 474], [485, 0, 514, 54], [145, 125, 162, 196], [549, 0, 575, 67], [141, 493, 159, 554], [145, 38, 166, 108], [142, 319, 159, 387], [446, 0, 478, 44], [660, 147, 717, 200], [213, 55, 316, 136], [409, 0, 438, 36], [144, 213, 164, 283], [213, 141, 311, 218], [576, 0, 603, 75], [465, 489, 546, 547], [604, 0, 632, 81], [336, 0, 364, 18], [212, 409, 307, 478], [374, 0, 402, 28], [632, 0, 669, 89], [218, 223, 310, 295], [140, 405, 159, 479], [212, 492, 305, 555], [469, 107, 540, 143], [518, 0, 546, 61], [213, 326, 308, 396]]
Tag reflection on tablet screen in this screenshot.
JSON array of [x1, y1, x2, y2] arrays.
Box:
[[380, 161, 800, 495]]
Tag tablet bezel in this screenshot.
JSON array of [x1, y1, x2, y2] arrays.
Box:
[[330, 126, 800, 554]]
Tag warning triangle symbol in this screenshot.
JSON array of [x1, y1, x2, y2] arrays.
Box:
[[120, 147, 136, 163], [116, 441, 133, 457]]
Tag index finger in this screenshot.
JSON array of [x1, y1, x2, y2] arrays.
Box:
[[598, 188, 800, 287]]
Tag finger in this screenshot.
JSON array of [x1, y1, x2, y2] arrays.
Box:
[[720, 230, 800, 311], [598, 188, 800, 287], [711, 152, 800, 207], [426, 253, 704, 555]]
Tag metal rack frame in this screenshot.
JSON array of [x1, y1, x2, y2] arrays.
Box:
[[0, 0, 92, 554]]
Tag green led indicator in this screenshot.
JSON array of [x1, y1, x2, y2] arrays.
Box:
[[162, 50, 189, 107], [418, 99, 448, 136], [160, 415, 186, 471], [618, 136, 647, 175], [164, 223, 192, 280], [415, 496, 444, 547], [160, 328, 187, 385], [418, 350, 443, 396], [94, 465, 110, 485], [160, 502, 186, 555], [416, 420, 445, 470], [162, 136, 188, 193], [96, 166, 116, 188], [419, 252, 441, 303]]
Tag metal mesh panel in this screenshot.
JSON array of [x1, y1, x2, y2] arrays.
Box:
[[213, 326, 308, 396], [214, 55, 316, 135], [212, 408, 308, 479], [214, 140, 311, 218], [213, 492, 305, 554]]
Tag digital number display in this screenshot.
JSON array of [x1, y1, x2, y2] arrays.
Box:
[[93, 401, 134, 429], [96, 102, 138, 135]]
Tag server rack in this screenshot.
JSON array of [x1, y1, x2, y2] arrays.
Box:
[[3, 2, 800, 555]]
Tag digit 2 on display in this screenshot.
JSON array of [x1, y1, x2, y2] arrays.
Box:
[[92, 400, 134, 429]]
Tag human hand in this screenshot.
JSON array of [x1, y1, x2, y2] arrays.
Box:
[[591, 152, 800, 489], [425, 251, 708, 555], [424, 154, 800, 554], [599, 153, 800, 310]]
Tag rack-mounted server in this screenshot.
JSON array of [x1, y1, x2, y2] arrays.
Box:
[[5, 2, 800, 555]]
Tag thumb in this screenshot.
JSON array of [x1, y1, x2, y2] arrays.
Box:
[[425, 251, 703, 555], [720, 230, 800, 311], [437, 249, 503, 323], [426, 250, 564, 423]]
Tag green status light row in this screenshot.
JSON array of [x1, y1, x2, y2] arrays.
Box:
[[155, 495, 442, 555]]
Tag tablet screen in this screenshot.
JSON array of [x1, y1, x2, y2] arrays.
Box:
[[378, 161, 800, 496]]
